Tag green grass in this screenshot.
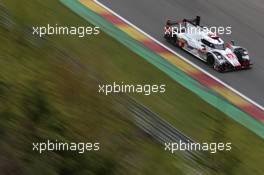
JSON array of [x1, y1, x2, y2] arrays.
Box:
[[0, 0, 263, 174]]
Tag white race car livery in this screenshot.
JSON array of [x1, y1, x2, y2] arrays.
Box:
[[164, 16, 251, 72]]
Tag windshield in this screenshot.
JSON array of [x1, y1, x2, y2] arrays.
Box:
[[201, 39, 225, 50]]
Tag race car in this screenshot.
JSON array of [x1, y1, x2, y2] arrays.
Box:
[[164, 16, 252, 72]]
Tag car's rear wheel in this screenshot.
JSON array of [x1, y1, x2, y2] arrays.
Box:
[[164, 35, 178, 46], [172, 36, 179, 46]]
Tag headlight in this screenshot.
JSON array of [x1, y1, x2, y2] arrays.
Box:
[[217, 55, 223, 59], [242, 55, 249, 60]]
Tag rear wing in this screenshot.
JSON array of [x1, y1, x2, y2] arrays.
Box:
[[166, 16, 201, 26]]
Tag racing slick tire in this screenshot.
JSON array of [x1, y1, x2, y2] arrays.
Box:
[[206, 54, 215, 67], [166, 36, 178, 46]]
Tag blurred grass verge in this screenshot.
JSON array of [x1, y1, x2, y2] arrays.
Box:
[[0, 0, 263, 175]]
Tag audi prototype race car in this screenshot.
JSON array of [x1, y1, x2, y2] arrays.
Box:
[[164, 16, 252, 72]]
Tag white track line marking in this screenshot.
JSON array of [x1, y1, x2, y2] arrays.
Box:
[[94, 0, 264, 112]]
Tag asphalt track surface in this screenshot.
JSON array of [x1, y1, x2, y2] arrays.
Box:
[[98, 0, 264, 107]]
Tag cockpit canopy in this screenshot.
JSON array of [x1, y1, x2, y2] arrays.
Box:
[[201, 39, 225, 50]]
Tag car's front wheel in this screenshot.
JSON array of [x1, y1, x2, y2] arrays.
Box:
[[206, 54, 215, 67]]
